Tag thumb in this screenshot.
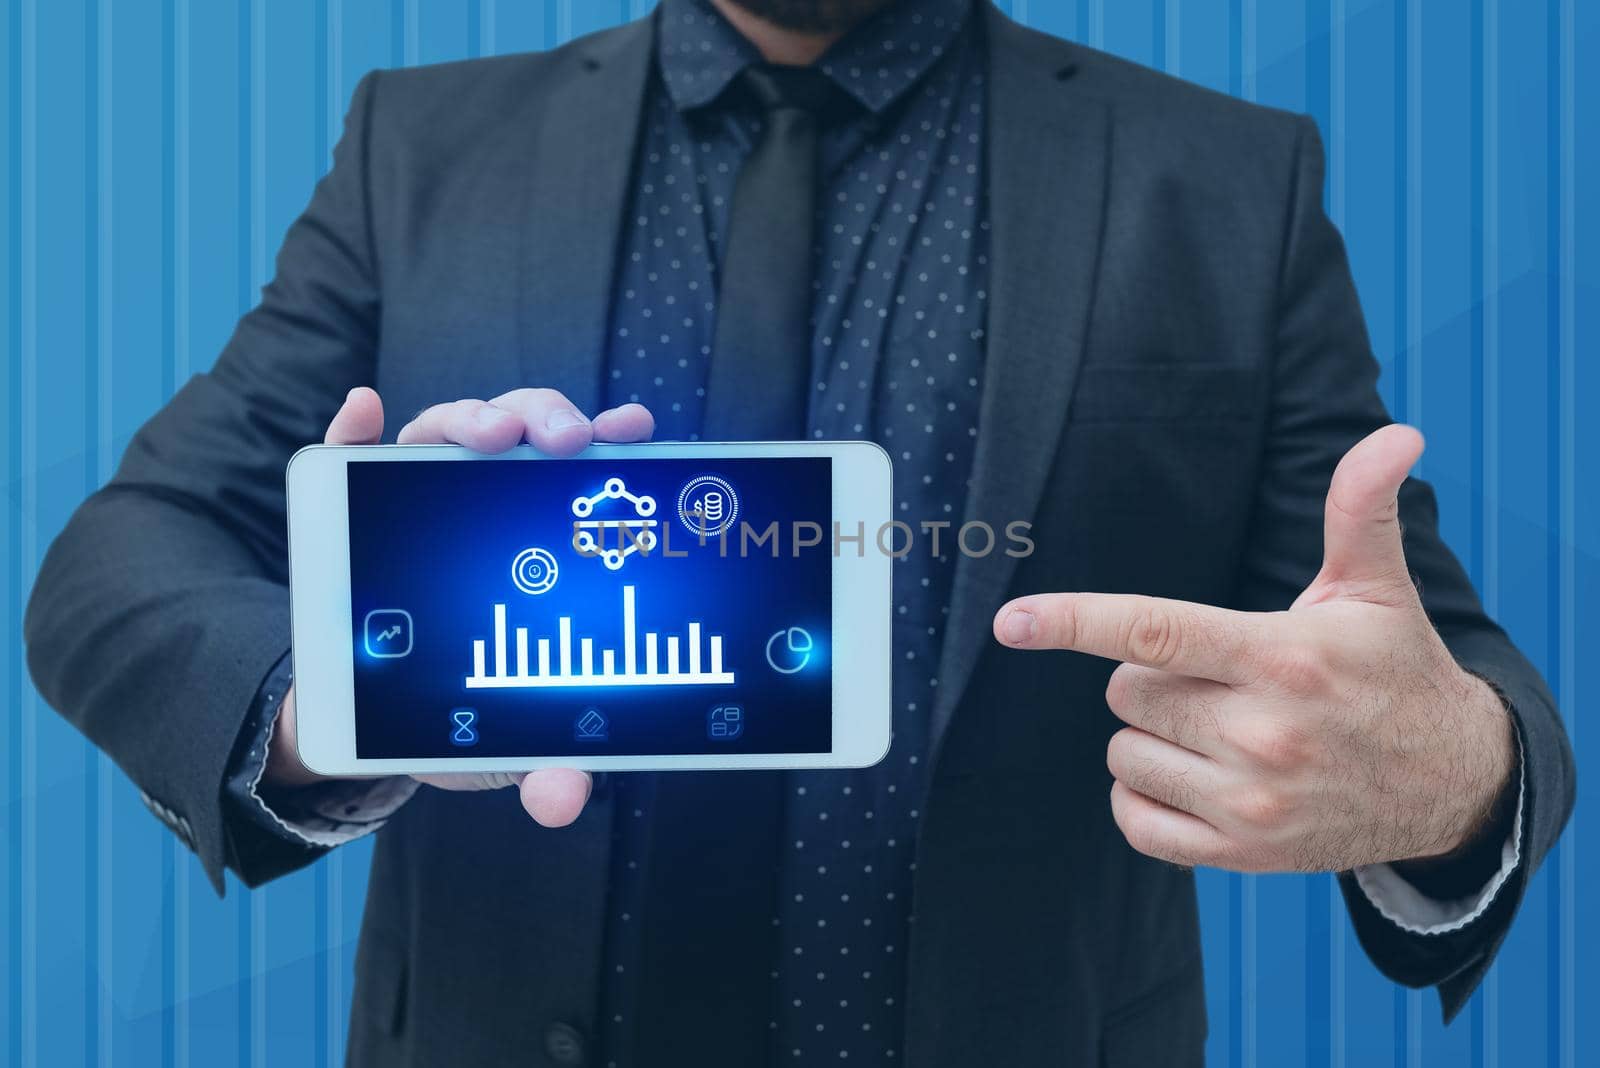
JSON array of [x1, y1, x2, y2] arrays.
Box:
[[1312, 423, 1424, 604], [324, 386, 385, 445]]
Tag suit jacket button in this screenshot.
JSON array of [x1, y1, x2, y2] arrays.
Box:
[[543, 1022, 586, 1065]]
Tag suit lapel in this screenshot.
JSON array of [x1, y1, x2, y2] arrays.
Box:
[[517, 18, 655, 413], [929, 8, 1111, 752]]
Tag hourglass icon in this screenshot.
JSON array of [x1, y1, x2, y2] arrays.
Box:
[[449, 707, 479, 747]]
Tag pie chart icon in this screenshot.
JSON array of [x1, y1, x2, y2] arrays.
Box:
[[765, 626, 814, 675]]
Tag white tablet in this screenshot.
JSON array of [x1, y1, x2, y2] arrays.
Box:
[[286, 442, 893, 775]]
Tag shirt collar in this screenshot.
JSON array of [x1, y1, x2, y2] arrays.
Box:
[[656, 0, 973, 116]]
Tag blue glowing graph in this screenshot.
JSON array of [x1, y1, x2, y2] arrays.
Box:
[[464, 584, 735, 689]]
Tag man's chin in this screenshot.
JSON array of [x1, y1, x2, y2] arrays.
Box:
[[722, 0, 896, 35]]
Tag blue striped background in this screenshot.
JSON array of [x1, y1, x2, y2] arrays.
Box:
[[1, 0, 1593, 1065]]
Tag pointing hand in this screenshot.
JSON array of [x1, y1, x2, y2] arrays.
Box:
[[995, 425, 1515, 872]]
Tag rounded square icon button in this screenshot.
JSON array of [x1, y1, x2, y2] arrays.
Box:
[[364, 609, 413, 658], [708, 704, 744, 741]]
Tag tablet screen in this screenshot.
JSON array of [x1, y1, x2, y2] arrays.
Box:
[[347, 456, 833, 758]]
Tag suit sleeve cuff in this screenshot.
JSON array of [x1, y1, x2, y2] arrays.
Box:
[[244, 707, 420, 848], [1351, 736, 1525, 935], [222, 653, 417, 871]]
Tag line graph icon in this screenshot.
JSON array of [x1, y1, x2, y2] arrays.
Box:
[[572, 476, 658, 570], [465, 584, 735, 689], [363, 609, 413, 658]]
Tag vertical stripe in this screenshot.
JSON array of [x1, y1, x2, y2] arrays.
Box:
[[1554, 3, 1576, 1067], [1406, 0, 1422, 436], [83, 0, 102, 1063], [1164, 0, 1180, 76], [162, 0, 176, 400], [1543, 0, 1564, 1059], [1392, 986, 1406, 1066], [1392, 0, 1407, 423], [406, 0, 418, 64], [1481, 2, 1500, 627], [161, 835, 175, 1068], [1088, 0, 1103, 49], [169, 2, 192, 1065], [1229, 872, 1242, 1068], [17, 0, 38, 1061], [314, 859, 327, 1068], [98, 0, 116, 1057], [315, 0, 328, 175], [1243, 874, 1257, 1068], [5, 0, 23, 1062], [1228, 0, 1241, 96], [1468, 0, 1485, 633], [1331, 876, 1345, 1068], [1240, 0, 1256, 101], [327, 852, 344, 1067], [1329, 0, 1345, 226], [480, 0, 496, 55], [83, 0, 98, 497], [175, 848, 189, 1068], [1152, 0, 1164, 70], [328, 0, 341, 158], [173, 0, 189, 387]]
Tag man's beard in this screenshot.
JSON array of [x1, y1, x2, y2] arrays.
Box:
[[724, 0, 895, 34]]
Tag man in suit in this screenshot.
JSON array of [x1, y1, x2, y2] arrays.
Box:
[[24, 0, 1573, 1064]]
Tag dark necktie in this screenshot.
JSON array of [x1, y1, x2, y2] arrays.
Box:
[[702, 64, 854, 441], [632, 66, 856, 1066]]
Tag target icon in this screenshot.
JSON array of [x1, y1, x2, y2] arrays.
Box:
[[510, 546, 560, 596]]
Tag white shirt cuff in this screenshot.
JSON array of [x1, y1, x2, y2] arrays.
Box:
[[1351, 738, 1526, 935], [246, 707, 419, 848]]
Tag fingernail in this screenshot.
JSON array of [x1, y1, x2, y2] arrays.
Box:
[[474, 406, 512, 427], [546, 408, 588, 431], [1001, 608, 1036, 645]]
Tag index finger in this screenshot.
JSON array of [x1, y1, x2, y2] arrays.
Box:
[[995, 592, 1274, 687]]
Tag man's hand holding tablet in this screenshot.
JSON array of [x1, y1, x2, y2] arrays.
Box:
[[278, 387, 893, 828], [270, 386, 657, 827]]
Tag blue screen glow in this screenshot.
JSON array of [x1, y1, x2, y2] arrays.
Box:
[[347, 456, 834, 758]]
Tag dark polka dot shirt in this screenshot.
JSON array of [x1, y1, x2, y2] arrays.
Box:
[[600, 0, 987, 1062]]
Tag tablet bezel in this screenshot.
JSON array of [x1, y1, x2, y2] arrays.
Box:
[[287, 441, 893, 775]]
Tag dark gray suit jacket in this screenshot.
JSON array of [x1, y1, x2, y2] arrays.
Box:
[[24, 7, 1574, 1066]]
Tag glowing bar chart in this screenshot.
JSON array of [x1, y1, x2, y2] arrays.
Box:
[[465, 585, 735, 688]]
